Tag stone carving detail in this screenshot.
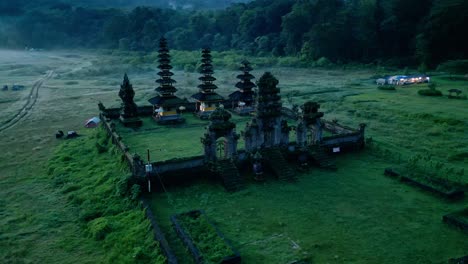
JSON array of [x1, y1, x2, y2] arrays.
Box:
[[243, 72, 289, 152], [201, 107, 239, 161], [296, 101, 324, 147]]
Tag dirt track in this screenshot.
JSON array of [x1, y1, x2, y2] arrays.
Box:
[[0, 70, 54, 133]]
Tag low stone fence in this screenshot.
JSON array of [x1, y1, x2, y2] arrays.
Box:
[[100, 99, 238, 120], [100, 113, 145, 177], [321, 132, 364, 148], [151, 152, 249, 176], [152, 156, 205, 175], [141, 198, 179, 264], [322, 120, 356, 134], [100, 113, 179, 263], [100, 106, 154, 119], [320, 120, 366, 151]]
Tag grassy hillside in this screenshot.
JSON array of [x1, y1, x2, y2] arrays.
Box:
[[0, 49, 466, 263], [47, 128, 165, 263], [0, 49, 167, 262]]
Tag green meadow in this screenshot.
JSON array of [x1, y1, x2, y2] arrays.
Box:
[[0, 50, 467, 263]]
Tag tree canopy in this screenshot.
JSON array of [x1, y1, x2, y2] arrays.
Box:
[[1, 0, 467, 67]]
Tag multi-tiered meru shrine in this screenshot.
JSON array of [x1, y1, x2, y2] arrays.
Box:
[[148, 37, 185, 124], [191, 48, 224, 119], [229, 60, 256, 115], [118, 73, 142, 127]]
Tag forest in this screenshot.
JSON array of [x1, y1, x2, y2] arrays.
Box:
[[0, 0, 467, 67]]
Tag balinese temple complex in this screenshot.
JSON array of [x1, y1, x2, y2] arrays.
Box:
[[148, 37, 185, 124], [229, 60, 256, 115], [191, 48, 224, 119]]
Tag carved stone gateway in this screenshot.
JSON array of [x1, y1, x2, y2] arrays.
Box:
[[243, 72, 289, 152], [201, 107, 239, 161], [296, 101, 324, 147]]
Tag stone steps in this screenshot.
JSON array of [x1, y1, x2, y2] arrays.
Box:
[[216, 160, 245, 192], [310, 148, 337, 170], [262, 148, 297, 182]]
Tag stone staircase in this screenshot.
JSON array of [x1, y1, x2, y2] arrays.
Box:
[[262, 148, 297, 182], [216, 159, 245, 192], [310, 147, 337, 170]]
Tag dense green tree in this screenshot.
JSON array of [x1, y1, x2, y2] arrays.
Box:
[[281, 1, 315, 54], [2, 0, 468, 67], [103, 12, 129, 48], [419, 0, 468, 65], [212, 33, 230, 51], [189, 12, 213, 37], [166, 28, 194, 50], [237, 9, 268, 43]]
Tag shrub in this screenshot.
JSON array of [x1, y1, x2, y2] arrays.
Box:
[[437, 60, 468, 74], [95, 129, 109, 153], [132, 246, 151, 262], [88, 217, 111, 240], [418, 82, 442, 96], [316, 57, 332, 67], [448, 152, 468, 162], [79, 201, 103, 221], [184, 64, 196, 73], [277, 56, 301, 67], [116, 174, 133, 197], [378, 85, 396, 91], [60, 155, 72, 162], [61, 184, 80, 194], [48, 132, 165, 263], [418, 89, 442, 96], [95, 142, 108, 153], [130, 184, 142, 200], [448, 95, 467, 100]]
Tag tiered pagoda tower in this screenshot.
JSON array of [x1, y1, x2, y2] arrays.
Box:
[[191, 48, 224, 119], [229, 60, 256, 115], [119, 73, 142, 127], [243, 72, 288, 150], [148, 37, 185, 124]]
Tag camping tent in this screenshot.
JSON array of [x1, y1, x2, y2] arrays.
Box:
[[84, 117, 101, 128]]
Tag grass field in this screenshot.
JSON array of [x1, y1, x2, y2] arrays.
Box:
[[148, 152, 467, 263], [116, 114, 252, 161], [0, 49, 467, 263]]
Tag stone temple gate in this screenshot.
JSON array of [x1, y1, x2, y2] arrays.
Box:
[[201, 107, 239, 161], [243, 72, 290, 152], [296, 101, 324, 147], [196, 71, 366, 190]]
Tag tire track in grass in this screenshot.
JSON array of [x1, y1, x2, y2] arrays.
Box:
[[0, 70, 54, 133]]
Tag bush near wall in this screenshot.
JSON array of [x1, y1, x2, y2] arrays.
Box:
[[47, 127, 165, 264]]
